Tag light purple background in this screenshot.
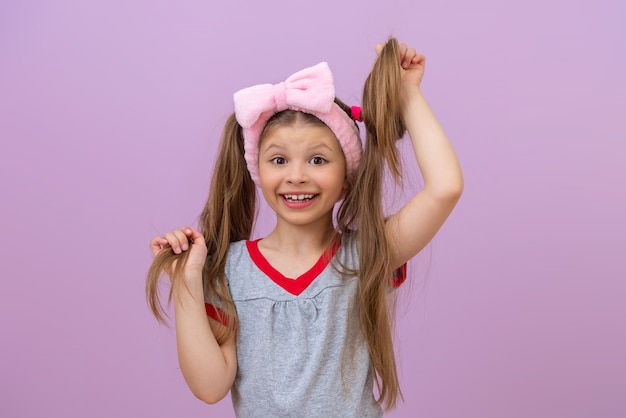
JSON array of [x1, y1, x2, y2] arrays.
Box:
[[1, 1, 624, 417]]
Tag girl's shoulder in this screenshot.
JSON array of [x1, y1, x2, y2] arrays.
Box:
[[227, 239, 248, 254], [329, 231, 359, 272], [339, 230, 359, 254]]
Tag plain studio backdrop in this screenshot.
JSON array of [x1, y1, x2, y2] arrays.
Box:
[[1, 1, 624, 417]]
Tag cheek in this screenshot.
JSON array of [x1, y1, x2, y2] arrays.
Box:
[[259, 181, 281, 208], [258, 164, 278, 184], [325, 167, 348, 194]]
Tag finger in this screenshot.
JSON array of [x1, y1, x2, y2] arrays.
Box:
[[150, 237, 170, 257], [412, 53, 426, 65], [397, 42, 408, 56], [406, 47, 417, 61], [172, 229, 191, 252], [164, 231, 185, 254], [375, 43, 385, 55], [401, 47, 417, 69]]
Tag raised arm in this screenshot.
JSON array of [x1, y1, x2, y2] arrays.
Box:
[[382, 42, 464, 268], [150, 227, 237, 404]]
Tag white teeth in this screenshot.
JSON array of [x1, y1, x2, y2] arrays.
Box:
[[284, 194, 314, 201]]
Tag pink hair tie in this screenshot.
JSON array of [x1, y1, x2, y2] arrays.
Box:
[[350, 106, 362, 122], [233, 62, 362, 185]]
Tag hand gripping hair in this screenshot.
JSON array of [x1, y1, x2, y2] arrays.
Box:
[[233, 62, 362, 184]]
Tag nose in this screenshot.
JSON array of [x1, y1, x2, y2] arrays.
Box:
[[286, 161, 309, 184]]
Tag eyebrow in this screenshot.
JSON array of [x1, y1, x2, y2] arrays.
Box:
[[260, 142, 336, 153], [308, 143, 335, 153], [261, 143, 287, 153]]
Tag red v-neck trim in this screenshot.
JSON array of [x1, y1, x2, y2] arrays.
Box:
[[246, 237, 341, 296]]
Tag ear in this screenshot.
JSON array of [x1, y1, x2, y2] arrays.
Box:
[[343, 177, 350, 190], [337, 177, 350, 201]]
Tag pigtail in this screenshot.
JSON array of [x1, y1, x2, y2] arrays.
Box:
[[337, 38, 405, 410], [146, 113, 255, 344], [362, 39, 406, 181]]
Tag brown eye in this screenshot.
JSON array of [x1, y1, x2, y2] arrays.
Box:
[[271, 157, 287, 165], [310, 156, 326, 165]]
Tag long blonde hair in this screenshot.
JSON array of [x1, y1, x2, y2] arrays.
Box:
[[146, 38, 407, 409], [336, 38, 406, 409]]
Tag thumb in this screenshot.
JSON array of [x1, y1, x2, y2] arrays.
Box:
[[185, 227, 205, 246], [375, 43, 385, 56]]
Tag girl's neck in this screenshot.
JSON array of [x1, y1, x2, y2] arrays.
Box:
[[262, 219, 337, 256], [257, 219, 338, 279]]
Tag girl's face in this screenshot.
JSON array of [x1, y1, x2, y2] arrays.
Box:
[[258, 120, 348, 230]]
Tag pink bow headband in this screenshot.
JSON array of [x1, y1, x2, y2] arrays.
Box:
[[233, 62, 362, 185]]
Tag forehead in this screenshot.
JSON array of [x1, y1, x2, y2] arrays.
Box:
[[259, 121, 343, 154]]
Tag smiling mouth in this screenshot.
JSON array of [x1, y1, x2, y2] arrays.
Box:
[[282, 194, 316, 202]]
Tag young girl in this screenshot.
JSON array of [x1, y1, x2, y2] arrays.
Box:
[[147, 39, 463, 417]]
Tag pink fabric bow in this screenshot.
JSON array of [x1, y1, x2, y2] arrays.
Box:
[[234, 62, 336, 128]]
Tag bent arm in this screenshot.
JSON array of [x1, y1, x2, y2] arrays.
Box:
[[386, 85, 464, 267], [173, 269, 237, 404]]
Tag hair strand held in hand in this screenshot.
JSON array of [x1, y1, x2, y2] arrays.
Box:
[[146, 114, 256, 344], [337, 37, 405, 410]]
